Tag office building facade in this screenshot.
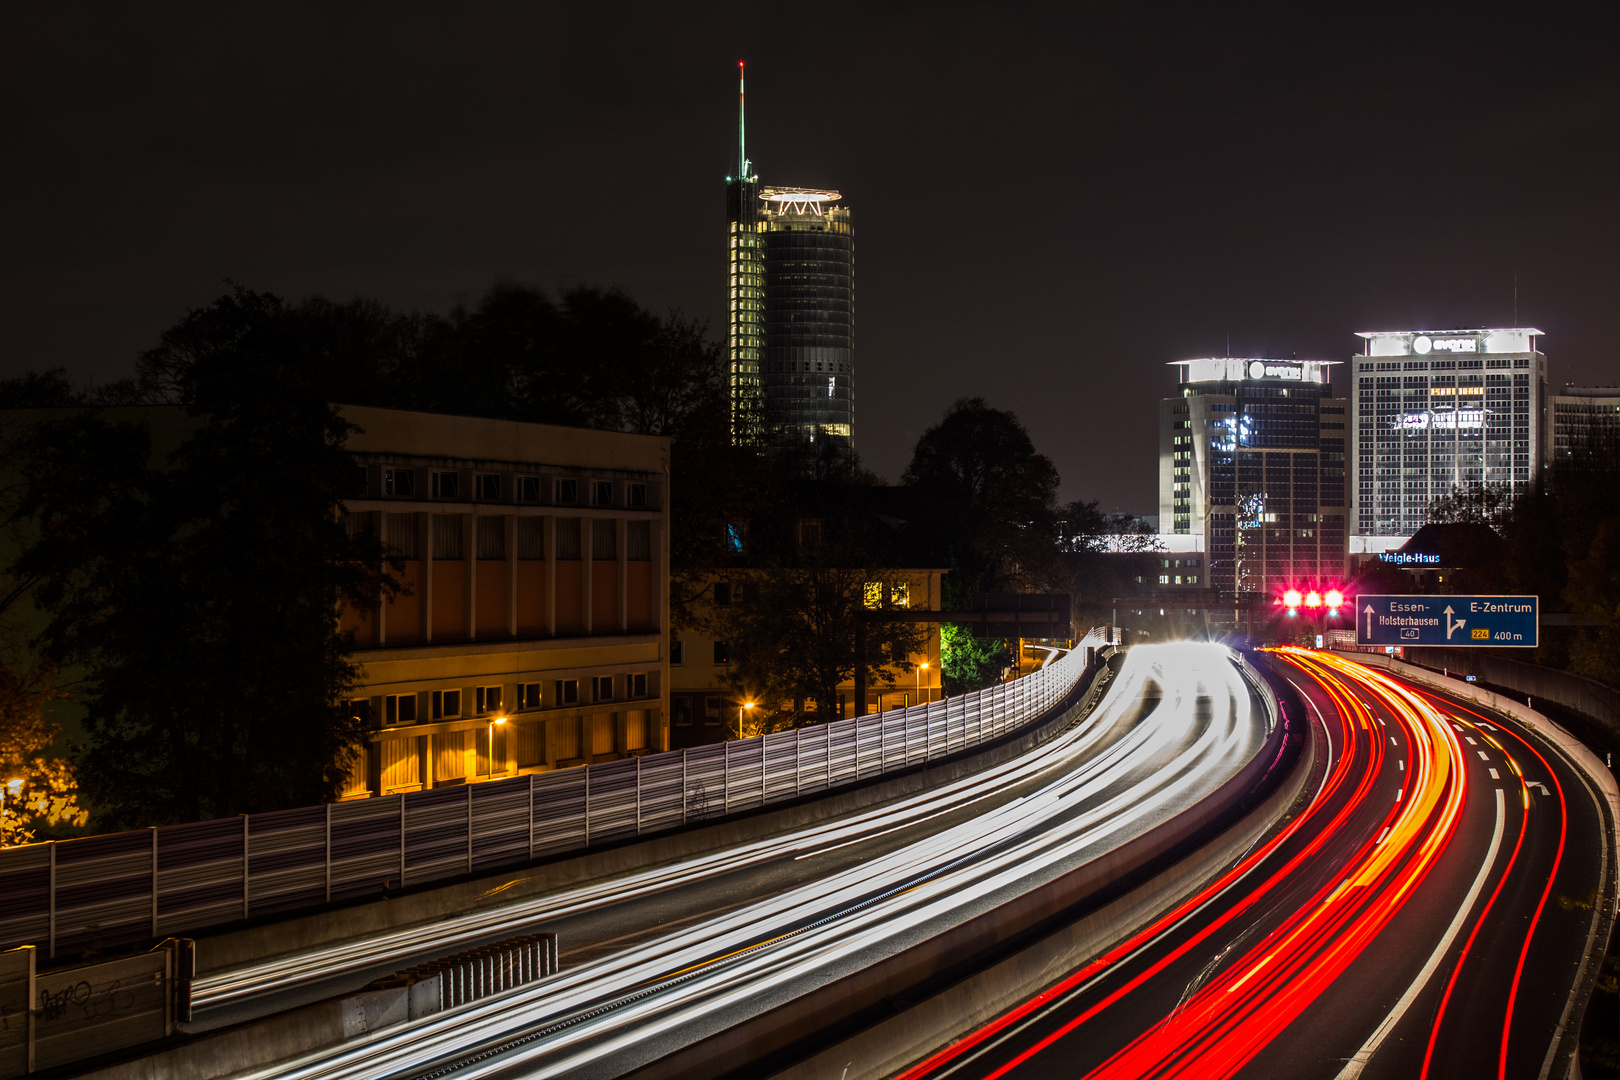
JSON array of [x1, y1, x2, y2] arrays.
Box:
[[1160, 358, 1349, 599], [339, 407, 671, 798], [1352, 328, 1547, 538], [725, 65, 854, 449], [1552, 385, 1620, 459]]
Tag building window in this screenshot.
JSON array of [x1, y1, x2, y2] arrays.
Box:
[[476, 474, 501, 501], [475, 685, 502, 715], [520, 683, 542, 710], [725, 523, 747, 553], [705, 696, 723, 723], [631, 672, 648, 697], [592, 519, 617, 560], [797, 520, 822, 551], [864, 582, 884, 609], [516, 517, 544, 560], [555, 518, 582, 560], [714, 640, 731, 665], [384, 468, 415, 497], [556, 479, 578, 504], [674, 697, 694, 726], [555, 679, 579, 705], [628, 483, 647, 508], [670, 639, 684, 665], [348, 698, 375, 727], [593, 481, 613, 506], [517, 476, 541, 502], [431, 471, 460, 499], [385, 693, 418, 726], [476, 516, 506, 560], [432, 514, 465, 559], [431, 689, 461, 720], [891, 582, 910, 608], [593, 676, 614, 702], [627, 520, 651, 560], [354, 466, 370, 496]]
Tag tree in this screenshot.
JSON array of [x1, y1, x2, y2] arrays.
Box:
[[11, 289, 399, 827], [710, 560, 927, 727], [0, 662, 88, 846], [902, 398, 1066, 593]]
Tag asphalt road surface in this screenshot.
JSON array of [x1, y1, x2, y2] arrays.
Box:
[[222, 642, 1270, 1080], [899, 648, 1613, 1080]]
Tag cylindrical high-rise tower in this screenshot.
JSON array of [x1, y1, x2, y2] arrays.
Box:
[[760, 187, 853, 449]]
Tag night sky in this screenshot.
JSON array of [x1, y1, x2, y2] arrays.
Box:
[[4, 4, 1617, 513]]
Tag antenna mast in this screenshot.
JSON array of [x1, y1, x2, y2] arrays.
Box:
[[738, 60, 750, 180]]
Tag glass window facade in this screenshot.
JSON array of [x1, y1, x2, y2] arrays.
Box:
[[1349, 331, 1546, 537], [1160, 364, 1348, 599], [727, 182, 854, 451]]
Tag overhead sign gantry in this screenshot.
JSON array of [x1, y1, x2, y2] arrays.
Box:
[[1355, 594, 1539, 648]]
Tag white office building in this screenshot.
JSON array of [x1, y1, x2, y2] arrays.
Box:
[[1352, 328, 1548, 538]]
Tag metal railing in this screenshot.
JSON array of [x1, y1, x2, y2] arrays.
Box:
[[0, 639, 1105, 961]]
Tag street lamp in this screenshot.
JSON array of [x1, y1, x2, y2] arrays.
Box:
[[916, 661, 930, 703], [1, 778, 22, 813], [739, 700, 756, 736]]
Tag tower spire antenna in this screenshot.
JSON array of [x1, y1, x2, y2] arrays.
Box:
[[738, 60, 750, 180]]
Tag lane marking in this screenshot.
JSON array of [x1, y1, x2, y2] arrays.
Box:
[[1399, 761, 1404, 772], [1478, 751, 1490, 761], [1336, 787, 1507, 1080], [1527, 781, 1550, 796], [1466, 737, 1478, 746], [1376, 827, 1391, 845], [1391, 736, 1397, 746], [1490, 769, 1500, 780]]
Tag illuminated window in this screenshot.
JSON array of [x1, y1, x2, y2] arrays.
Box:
[[891, 582, 910, 608]]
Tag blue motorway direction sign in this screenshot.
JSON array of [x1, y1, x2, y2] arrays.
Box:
[[1356, 595, 1539, 648]]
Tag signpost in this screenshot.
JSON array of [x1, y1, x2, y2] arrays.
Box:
[[1356, 595, 1539, 648]]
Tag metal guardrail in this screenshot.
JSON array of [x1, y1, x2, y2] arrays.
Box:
[[0, 637, 1106, 962]]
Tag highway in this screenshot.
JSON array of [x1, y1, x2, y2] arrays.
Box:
[[213, 642, 1271, 1080], [898, 648, 1614, 1080]]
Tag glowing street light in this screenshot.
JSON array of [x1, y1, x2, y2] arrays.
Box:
[[1, 778, 21, 813], [487, 717, 507, 777], [739, 700, 756, 733], [916, 661, 930, 700]]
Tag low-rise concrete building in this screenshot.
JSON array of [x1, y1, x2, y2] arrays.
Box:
[[336, 406, 670, 796]]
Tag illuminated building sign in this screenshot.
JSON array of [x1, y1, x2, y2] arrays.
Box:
[[1378, 551, 1441, 566], [1248, 361, 1303, 381], [1397, 410, 1485, 431], [1411, 335, 1478, 355]]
